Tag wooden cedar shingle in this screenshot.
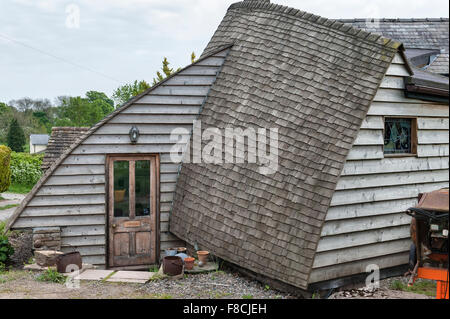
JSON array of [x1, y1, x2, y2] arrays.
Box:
[[41, 127, 89, 171], [170, 0, 401, 290]]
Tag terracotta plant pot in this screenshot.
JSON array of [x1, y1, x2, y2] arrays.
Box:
[[197, 251, 209, 264], [184, 257, 195, 270]]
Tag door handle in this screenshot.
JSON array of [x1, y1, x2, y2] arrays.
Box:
[[112, 224, 117, 228]]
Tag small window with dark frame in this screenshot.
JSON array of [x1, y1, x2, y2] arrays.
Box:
[[384, 118, 417, 155]]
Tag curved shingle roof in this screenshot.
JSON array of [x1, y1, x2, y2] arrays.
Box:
[[170, 0, 402, 290]]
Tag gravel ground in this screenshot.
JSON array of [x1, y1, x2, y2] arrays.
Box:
[[0, 269, 292, 299], [328, 276, 433, 299]]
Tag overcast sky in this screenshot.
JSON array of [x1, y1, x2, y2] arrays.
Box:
[[1, 0, 448, 104]]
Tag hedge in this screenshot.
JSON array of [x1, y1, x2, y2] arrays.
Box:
[[0, 145, 11, 193], [10, 152, 44, 187]]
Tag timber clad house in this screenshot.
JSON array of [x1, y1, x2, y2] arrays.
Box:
[[6, 0, 449, 292]]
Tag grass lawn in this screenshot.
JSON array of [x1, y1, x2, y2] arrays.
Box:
[[390, 279, 437, 297], [0, 204, 19, 211], [7, 183, 33, 194], [0, 195, 5, 201]]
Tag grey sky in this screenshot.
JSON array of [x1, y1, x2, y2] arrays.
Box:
[[1, 0, 448, 103]]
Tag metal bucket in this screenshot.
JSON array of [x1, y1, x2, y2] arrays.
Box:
[[162, 256, 183, 276], [56, 252, 82, 273]]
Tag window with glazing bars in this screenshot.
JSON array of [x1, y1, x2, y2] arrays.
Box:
[[384, 118, 417, 155]]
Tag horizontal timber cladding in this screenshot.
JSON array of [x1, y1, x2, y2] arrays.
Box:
[[11, 47, 231, 267], [310, 54, 449, 284]]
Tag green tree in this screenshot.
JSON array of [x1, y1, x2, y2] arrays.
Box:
[[7, 119, 26, 152], [55, 91, 114, 127], [112, 80, 151, 106], [0, 145, 12, 193], [152, 57, 181, 86]]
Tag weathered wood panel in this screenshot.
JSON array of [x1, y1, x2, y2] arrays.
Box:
[[309, 252, 409, 283], [313, 239, 411, 268], [353, 130, 383, 145], [325, 198, 418, 221], [417, 144, 450, 158], [21, 205, 106, 217], [84, 134, 189, 145], [346, 146, 383, 160], [95, 124, 193, 135], [12, 48, 230, 267], [336, 169, 448, 190], [368, 102, 448, 117], [321, 213, 411, 236], [37, 185, 106, 196], [316, 225, 410, 252], [418, 118, 449, 130], [313, 60, 448, 285], [331, 182, 448, 206], [418, 130, 449, 145], [360, 116, 384, 130], [342, 157, 449, 176]]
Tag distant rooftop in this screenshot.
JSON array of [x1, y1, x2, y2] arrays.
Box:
[[29, 134, 49, 145]]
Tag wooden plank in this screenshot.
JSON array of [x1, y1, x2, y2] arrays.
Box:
[[21, 205, 105, 217], [84, 134, 190, 145], [161, 183, 177, 193], [385, 64, 410, 76], [61, 246, 105, 257], [78, 255, 105, 266], [46, 175, 105, 186], [160, 173, 178, 183], [178, 66, 220, 76], [14, 215, 105, 228], [61, 235, 105, 246], [379, 76, 405, 89], [321, 213, 411, 236], [164, 75, 217, 86], [342, 157, 449, 176], [353, 130, 383, 145], [61, 225, 106, 237], [121, 105, 200, 115], [136, 95, 206, 105], [391, 54, 405, 65], [330, 182, 449, 206], [108, 114, 198, 124], [160, 212, 170, 222], [316, 225, 410, 252], [160, 240, 185, 250], [417, 118, 449, 130], [160, 232, 179, 242], [160, 163, 180, 174], [73, 144, 177, 155], [312, 238, 411, 268], [417, 144, 450, 158], [367, 102, 449, 117], [360, 116, 384, 130], [53, 165, 105, 176], [37, 185, 105, 196], [28, 194, 105, 207], [161, 193, 174, 204], [195, 57, 227, 66], [336, 169, 449, 190], [63, 155, 105, 165], [374, 88, 433, 104], [95, 124, 193, 135], [309, 252, 409, 282], [325, 198, 418, 221], [150, 85, 211, 96], [160, 222, 169, 232], [346, 146, 383, 160], [418, 130, 449, 145]]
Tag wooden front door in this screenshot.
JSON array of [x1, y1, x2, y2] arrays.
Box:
[[107, 155, 159, 268]]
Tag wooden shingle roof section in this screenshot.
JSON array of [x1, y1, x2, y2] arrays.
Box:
[[339, 18, 449, 52], [170, 0, 402, 290], [41, 127, 90, 171]]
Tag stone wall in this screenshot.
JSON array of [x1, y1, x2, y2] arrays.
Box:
[[32, 227, 61, 251]]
